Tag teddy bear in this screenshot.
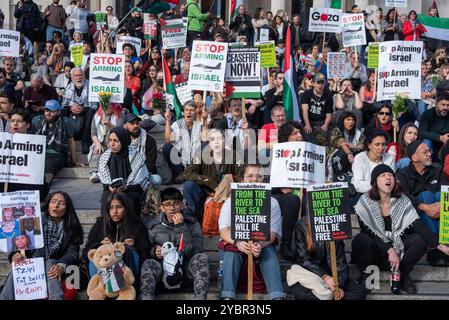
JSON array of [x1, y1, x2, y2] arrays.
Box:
[[87, 242, 136, 300]]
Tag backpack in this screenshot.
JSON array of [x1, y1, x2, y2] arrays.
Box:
[[202, 193, 224, 236], [182, 3, 194, 18], [141, 183, 161, 216]]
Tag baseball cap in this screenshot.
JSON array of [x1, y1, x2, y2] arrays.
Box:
[[124, 113, 142, 123], [314, 73, 325, 82], [44, 99, 61, 111]]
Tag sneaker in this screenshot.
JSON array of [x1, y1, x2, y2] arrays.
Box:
[[89, 173, 100, 183], [400, 273, 417, 294]]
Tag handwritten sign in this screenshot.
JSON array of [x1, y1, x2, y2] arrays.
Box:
[[13, 257, 47, 300]]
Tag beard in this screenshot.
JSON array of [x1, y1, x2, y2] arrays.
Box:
[[130, 128, 140, 138]]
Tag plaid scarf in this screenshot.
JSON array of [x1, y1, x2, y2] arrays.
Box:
[[36, 116, 69, 155], [42, 214, 64, 258]]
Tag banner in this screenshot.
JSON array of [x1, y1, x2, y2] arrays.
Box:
[[231, 183, 271, 241], [70, 44, 83, 67], [367, 43, 379, 69], [95, 11, 107, 29], [161, 18, 188, 49], [189, 41, 228, 92], [307, 183, 352, 242], [377, 41, 422, 101], [116, 36, 142, 55], [225, 47, 261, 98], [327, 52, 347, 79], [270, 141, 326, 188], [175, 82, 193, 105], [0, 132, 45, 185], [143, 14, 158, 40], [440, 186, 449, 244], [385, 0, 407, 7], [89, 53, 125, 103], [13, 257, 47, 300], [308, 8, 342, 33], [0, 29, 20, 58], [0, 191, 44, 253], [342, 13, 366, 47], [255, 41, 277, 68]]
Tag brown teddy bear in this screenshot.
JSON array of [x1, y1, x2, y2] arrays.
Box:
[[87, 242, 136, 300]]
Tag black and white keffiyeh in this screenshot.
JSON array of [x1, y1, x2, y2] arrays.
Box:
[[42, 214, 64, 258], [98, 149, 146, 186]]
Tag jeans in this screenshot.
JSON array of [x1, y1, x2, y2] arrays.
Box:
[[417, 191, 440, 234], [182, 181, 209, 221], [395, 157, 411, 170], [46, 25, 64, 42], [220, 245, 286, 300]]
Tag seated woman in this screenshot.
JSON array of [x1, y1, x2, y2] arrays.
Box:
[[352, 165, 449, 293], [386, 122, 418, 170], [98, 127, 149, 215], [83, 192, 151, 290], [125, 61, 142, 113], [365, 105, 399, 145], [181, 129, 240, 222], [287, 215, 367, 300], [218, 164, 286, 300], [328, 111, 365, 182], [0, 191, 84, 300], [359, 70, 376, 127]]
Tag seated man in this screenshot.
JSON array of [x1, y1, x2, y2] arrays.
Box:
[[0, 94, 13, 132], [23, 73, 58, 117], [61, 66, 96, 153], [140, 187, 209, 300], [258, 105, 286, 163], [31, 100, 82, 184], [218, 164, 286, 300]]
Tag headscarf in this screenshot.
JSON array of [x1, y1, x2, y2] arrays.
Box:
[[108, 127, 132, 180]]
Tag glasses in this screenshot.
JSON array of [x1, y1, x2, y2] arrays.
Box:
[[244, 174, 264, 180], [50, 200, 66, 206], [378, 112, 391, 116]]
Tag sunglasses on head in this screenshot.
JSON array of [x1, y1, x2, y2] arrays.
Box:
[[378, 112, 391, 116]]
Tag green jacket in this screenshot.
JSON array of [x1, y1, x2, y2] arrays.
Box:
[[186, 0, 208, 32]]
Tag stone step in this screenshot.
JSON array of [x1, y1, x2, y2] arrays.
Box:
[[56, 167, 90, 179]]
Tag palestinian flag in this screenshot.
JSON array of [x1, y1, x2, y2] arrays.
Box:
[[140, 0, 180, 14], [229, 0, 243, 21], [162, 54, 183, 120], [418, 14, 449, 41], [282, 25, 300, 122], [324, 0, 341, 9]]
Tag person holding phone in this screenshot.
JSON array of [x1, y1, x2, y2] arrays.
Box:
[[23, 74, 58, 116]]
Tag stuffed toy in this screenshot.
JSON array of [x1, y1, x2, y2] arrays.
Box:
[[87, 242, 136, 300], [161, 235, 184, 290]]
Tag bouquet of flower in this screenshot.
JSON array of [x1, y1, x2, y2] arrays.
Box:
[[431, 74, 439, 87], [392, 93, 408, 119], [152, 92, 164, 111], [98, 92, 112, 114]]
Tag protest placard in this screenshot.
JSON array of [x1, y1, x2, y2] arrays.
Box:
[[144, 13, 158, 40], [225, 47, 261, 99], [377, 41, 422, 101], [231, 183, 271, 241], [13, 257, 47, 300], [308, 8, 342, 33], [327, 52, 347, 79], [116, 36, 142, 54], [255, 41, 277, 68], [0, 191, 44, 253], [70, 44, 83, 67], [0, 29, 20, 58], [0, 132, 45, 185], [89, 53, 125, 103], [342, 13, 366, 47], [161, 18, 188, 49], [440, 186, 449, 244], [189, 41, 228, 92], [175, 82, 193, 105], [270, 141, 326, 188], [260, 28, 269, 42], [307, 183, 352, 242], [95, 11, 107, 29], [385, 0, 407, 7], [367, 43, 379, 69]]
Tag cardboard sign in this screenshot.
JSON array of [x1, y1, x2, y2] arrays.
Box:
[[70, 44, 83, 67], [95, 11, 107, 28], [225, 47, 261, 98], [143, 14, 158, 40], [175, 82, 193, 105], [327, 52, 347, 79], [385, 0, 407, 7], [308, 8, 342, 33], [13, 257, 47, 300], [367, 43, 379, 69], [161, 18, 188, 49], [89, 54, 125, 103], [116, 36, 142, 55], [0, 29, 20, 58], [0, 191, 44, 253], [231, 183, 271, 241], [270, 141, 326, 188], [440, 186, 449, 244], [307, 183, 352, 242], [255, 41, 277, 68], [342, 13, 366, 47], [260, 28, 269, 42], [189, 41, 228, 92], [377, 41, 422, 101], [0, 132, 45, 185]]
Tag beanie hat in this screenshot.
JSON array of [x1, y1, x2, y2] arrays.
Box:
[[406, 140, 423, 159], [371, 164, 395, 186]]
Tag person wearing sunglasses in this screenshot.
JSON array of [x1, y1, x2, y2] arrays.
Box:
[[431, 48, 448, 74], [366, 105, 399, 144]]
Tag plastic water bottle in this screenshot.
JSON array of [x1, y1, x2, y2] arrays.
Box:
[[217, 260, 223, 291], [390, 269, 401, 294]]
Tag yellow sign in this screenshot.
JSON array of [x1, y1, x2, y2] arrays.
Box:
[[256, 41, 277, 68], [440, 186, 449, 244], [70, 44, 83, 67]]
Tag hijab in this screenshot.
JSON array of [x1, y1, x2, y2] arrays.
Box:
[[108, 127, 132, 180]]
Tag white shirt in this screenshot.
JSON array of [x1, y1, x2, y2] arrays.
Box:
[[351, 151, 395, 193]]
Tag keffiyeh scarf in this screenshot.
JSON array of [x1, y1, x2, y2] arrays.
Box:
[[42, 214, 64, 258]]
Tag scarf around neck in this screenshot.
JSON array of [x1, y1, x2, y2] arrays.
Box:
[[42, 214, 64, 258]]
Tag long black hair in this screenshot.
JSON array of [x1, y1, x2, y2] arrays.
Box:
[[338, 111, 357, 143], [278, 121, 303, 143], [103, 192, 139, 242], [43, 191, 84, 245]]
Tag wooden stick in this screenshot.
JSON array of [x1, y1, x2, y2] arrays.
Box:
[[322, 32, 326, 52], [3, 182, 8, 193], [267, 68, 272, 88], [298, 188, 304, 218], [354, 46, 358, 62], [203, 91, 207, 106], [330, 241, 341, 300], [247, 240, 253, 300], [242, 97, 246, 122], [393, 114, 397, 143]]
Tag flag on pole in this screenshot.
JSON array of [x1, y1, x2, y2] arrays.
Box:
[[229, 0, 243, 22], [324, 0, 342, 9], [418, 14, 449, 41], [282, 25, 300, 122], [162, 54, 183, 120]]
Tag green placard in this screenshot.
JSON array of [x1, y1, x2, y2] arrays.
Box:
[[367, 43, 379, 69], [70, 44, 83, 67], [440, 187, 449, 244], [95, 11, 107, 28], [256, 41, 277, 68]]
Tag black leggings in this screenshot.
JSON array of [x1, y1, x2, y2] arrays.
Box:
[[290, 279, 367, 300], [351, 232, 427, 275]]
